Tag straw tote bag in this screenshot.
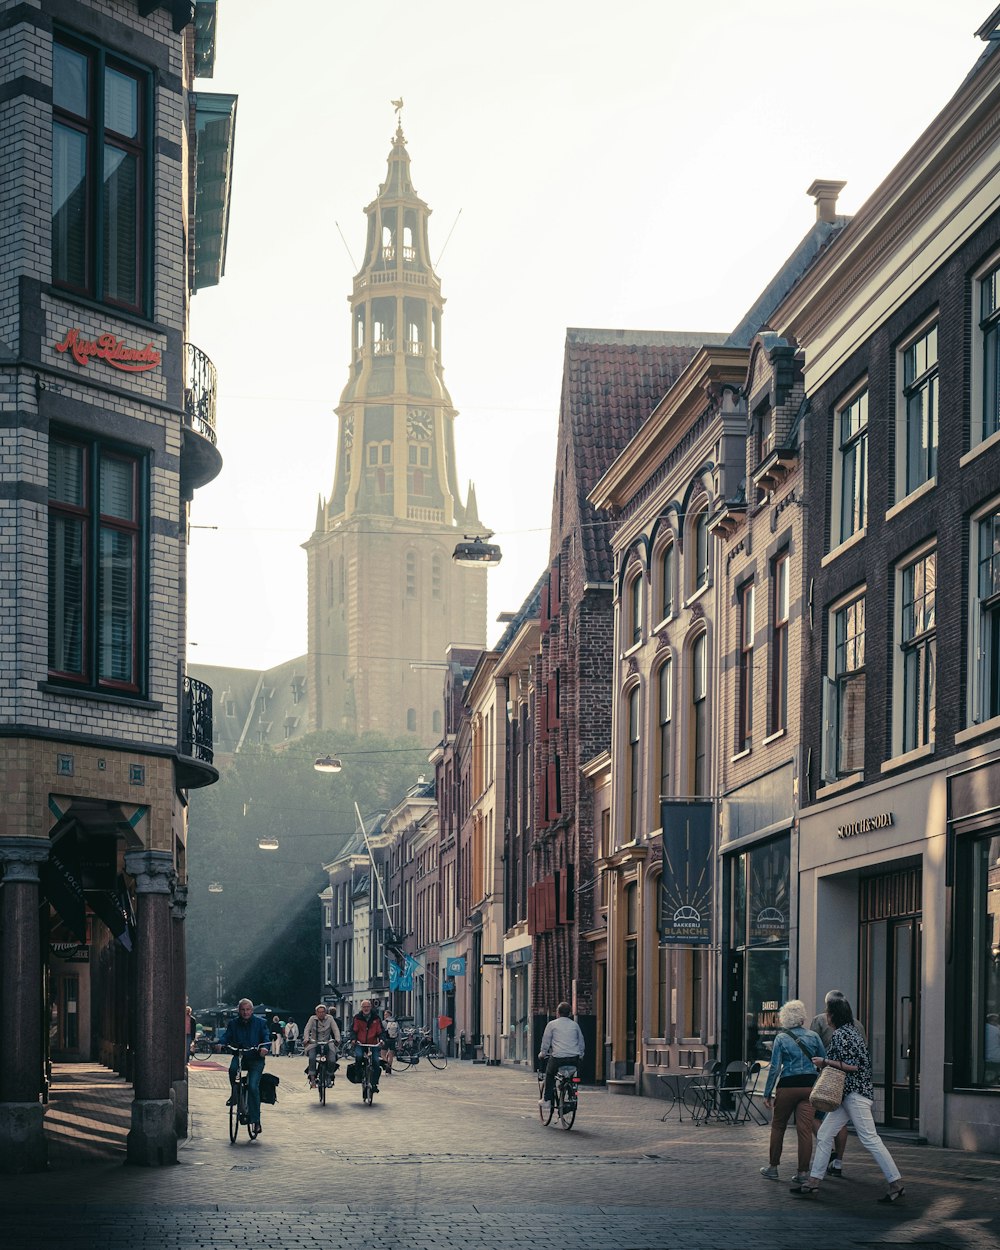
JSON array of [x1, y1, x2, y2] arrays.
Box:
[[809, 1063, 846, 1112]]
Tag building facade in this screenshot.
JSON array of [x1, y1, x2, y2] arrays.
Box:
[[304, 118, 488, 741]]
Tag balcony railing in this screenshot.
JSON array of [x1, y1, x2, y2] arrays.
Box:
[[184, 342, 218, 445], [182, 675, 214, 765]]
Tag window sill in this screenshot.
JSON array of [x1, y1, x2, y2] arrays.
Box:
[[622, 640, 643, 659], [959, 426, 1000, 468], [880, 742, 934, 774], [652, 614, 675, 634], [822, 527, 866, 568], [762, 728, 786, 746], [684, 582, 710, 609], [731, 746, 752, 763], [886, 476, 936, 523], [816, 772, 863, 800], [955, 714, 1000, 747], [38, 681, 162, 711]]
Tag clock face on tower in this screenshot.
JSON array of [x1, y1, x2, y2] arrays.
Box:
[[406, 408, 432, 439]]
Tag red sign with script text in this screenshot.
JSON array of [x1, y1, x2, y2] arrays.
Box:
[[54, 327, 161, 373]]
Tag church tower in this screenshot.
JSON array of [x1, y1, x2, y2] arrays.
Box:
[[305, 115, 488, 738]]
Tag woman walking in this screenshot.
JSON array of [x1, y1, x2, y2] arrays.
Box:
[[760, 1000, 826, 1184], [790, 997, 905, 1202]]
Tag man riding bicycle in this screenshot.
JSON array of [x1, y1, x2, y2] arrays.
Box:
[[303, 1003, 341, 1088], [215, 998, 270, 1134], [538, 1001, 585, 1110], [351, 1000, 383, 1092]]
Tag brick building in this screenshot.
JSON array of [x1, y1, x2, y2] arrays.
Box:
[[0, 0, 235, 1169]]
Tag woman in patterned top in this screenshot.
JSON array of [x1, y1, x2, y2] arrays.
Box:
[[790, 997, 905, 1202]]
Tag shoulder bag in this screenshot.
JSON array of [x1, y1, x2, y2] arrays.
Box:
[[809, 1063, 845, 1112]]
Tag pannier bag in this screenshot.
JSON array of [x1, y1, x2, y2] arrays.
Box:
[[345, 1061, 362, 1084], [259, 1072, 280, 1105]]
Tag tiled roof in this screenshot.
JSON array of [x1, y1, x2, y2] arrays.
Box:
[[556, 329, 726, 582]]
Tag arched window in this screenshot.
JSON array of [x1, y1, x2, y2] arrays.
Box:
[[626, 686, 641, 839], [627, 572, 642, 648], [689, 503, 710, 595], [407, 707, 417, 732], [431, 552, 443, 600], [691, 633, 707, 795], [405, 551, 417, 598], [657, 658, 672, 802], [660, 542, 675, 621], [432, 709, 442, 733]]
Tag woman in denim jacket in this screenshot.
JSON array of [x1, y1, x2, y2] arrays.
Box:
[[760, 1000, 826, 1184]]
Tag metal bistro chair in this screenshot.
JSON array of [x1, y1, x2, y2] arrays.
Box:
[[715, 1060, 750, 1124], [657, 1071, 705, 1123], [731, 1060, 768, 1125], [682, 1061, 723, 1125]]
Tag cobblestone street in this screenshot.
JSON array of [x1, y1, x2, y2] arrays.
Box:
[[1, 1059, 998, 1249]]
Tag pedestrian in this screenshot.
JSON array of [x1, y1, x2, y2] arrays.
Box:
[[790, 997, 904, 1202], [185, 1004, 196, 1060], [270, 1014, 283, 1057], [284, 1017, 300, 1057], [214, 998, 270, 1135], [382, 1009, 400, 1073], [808, 989, 867, 1176], [759, 1000, 826, 1184]]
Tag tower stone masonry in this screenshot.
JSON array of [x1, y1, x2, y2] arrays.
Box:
[[305, 120, 488, 739]]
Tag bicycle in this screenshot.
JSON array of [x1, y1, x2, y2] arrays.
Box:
[[538, 1062, 580, 1130], [192, 1034, 215, 1057], [357, 1043, 382, 1104], [313, 1043, 337, 1105], [224, 1045, 265, 1141], [396, 1028, 448, 1070]]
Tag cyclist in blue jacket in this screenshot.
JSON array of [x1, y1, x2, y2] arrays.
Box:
[[215, 998, 270, 1133]]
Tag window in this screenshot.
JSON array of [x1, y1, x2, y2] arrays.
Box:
[[900, 323, 938, 496], [626, 686, 640, 840], [405, 550, 417, 598], [431, 552, 443, 600], [738, 581, 755, 751], [627, 571, 642, 647], [898, 549, 936, 753], [657, 659, 672, 801], [659, 542, 675, 621], [979, 261, 1000, 444], [52, 35, 150, 313], [689, 504, 710, 595], [407, 708, 417, 732], [691, 633, 707, 795], [771, 553, 789, 734], [957, 832, 1000, 1088], [972, 507, 1000, 725], [823, 593, 865, 779], [836, 388, 868, 544], [48, 433, 144, 692]]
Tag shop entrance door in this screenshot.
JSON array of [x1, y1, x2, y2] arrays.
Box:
[[860, 868, 921, 1130]]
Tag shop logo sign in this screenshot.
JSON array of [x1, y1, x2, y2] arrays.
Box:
[[55, 327, 161, 373], [837, 811, 894, 839]]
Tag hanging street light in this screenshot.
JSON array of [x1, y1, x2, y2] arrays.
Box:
[[257, 837, 280, 851], [313, 754, 343, 773], [208, 881, 224, 894], [452, 533, 502, 566]]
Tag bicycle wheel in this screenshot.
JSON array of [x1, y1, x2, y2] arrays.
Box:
[[422, 1043, 447, 1069], [557, 1082, 577, 1130], [362, 1069, 373, 1104], [318, 1067, 327, 1105], [228, 1094, 239, 1142], [194, 1038, 213, 1057], [537, 1080, 554, 1125]]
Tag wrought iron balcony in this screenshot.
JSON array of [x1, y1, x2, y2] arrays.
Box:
[[179, 675, 218, 789], [184, 342, 218, 444]]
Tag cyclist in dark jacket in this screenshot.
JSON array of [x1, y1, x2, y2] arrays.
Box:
[[215, 998, 270, 1133], [351, 1000, 383, 1090]]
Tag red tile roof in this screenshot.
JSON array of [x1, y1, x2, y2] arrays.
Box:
[[554, 329, 725, 582]]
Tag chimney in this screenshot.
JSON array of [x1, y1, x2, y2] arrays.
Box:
[[807, 179, 847, 224]]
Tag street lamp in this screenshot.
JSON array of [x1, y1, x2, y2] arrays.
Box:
[[208, 881, 224, 893], [452, 534, 502, 566], [257, 837, 279, 851], [313, 754, 343, 773]]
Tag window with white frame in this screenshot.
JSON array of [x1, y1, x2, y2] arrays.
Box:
[[627, 569, 642, 647], [771, 551, 789, 734], [691, 633, 708, 795], [659, 541, 675, 621], [689, 503, 710, 595], [897, 547, 936, 754], [657, 658, 672, 802], [625, 686, 641, 839], [972, 505, 1000, 725], [822, 592, 865, 780], [835, 387, 868, 545], [737, 580, 755, 752], [978, 260, 1000, 445], [899, 322, 938, 497]]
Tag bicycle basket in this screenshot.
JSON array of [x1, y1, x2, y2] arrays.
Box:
[[259, 1073, 280, 1105]]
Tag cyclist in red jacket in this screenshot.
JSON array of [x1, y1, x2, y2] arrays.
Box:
[[351, 1000, 384, 1091]]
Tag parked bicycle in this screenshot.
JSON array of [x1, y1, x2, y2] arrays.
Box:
[[395, 1027, 447, 1070], [192, 1034, 215, 1057], [225, 1045, 262, 1141], [538, 1062, 580, 1129]]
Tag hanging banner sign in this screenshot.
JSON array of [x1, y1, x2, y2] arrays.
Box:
[[54, 327, 162, 373], [659, 799, 714, 945], [445, 956, 467, 977]]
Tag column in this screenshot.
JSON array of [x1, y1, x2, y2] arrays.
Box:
[[169, 883, 189, 1139], [0, 837, 50, 1174], [124, 849, 177, 1166]]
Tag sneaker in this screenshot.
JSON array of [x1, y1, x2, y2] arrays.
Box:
[[759, 1166, 780, 1181], [791, 1173, 807, 1185], [225, 1095, 237, 1107], [828, 1160, 843, 1176], [252, 1123, 262, 1134]]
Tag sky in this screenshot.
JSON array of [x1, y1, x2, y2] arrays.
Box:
[[186, 0, 990, 671]]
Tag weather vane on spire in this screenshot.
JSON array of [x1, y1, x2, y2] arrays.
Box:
[[391, 97, 405, 141]]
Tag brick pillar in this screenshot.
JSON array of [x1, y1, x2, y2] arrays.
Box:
[[124, 849, 177, 1166], [0, 837, 50, 1173], [170, 883, 189, 1139]]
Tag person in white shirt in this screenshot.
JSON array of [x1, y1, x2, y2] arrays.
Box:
[[284, 1018, 300, 1055], [303, 1003, 342, 1088], [538, 1001, 585, 1109]]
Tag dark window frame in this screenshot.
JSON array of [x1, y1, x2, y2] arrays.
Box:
[[771, 552, 789, 735]]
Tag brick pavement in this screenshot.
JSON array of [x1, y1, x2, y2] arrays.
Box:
[[2, 1057, 998, 1249]]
